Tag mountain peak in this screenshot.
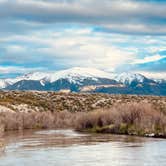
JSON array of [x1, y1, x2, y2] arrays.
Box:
[[115, 72, 146, 85], [44, 67, 113, 83], [20, 72, 49, 80]]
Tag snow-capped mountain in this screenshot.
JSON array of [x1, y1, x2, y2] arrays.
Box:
[[1, 67, 166, 95], [114, 73, 146, 85], [0, 72, 49, 89], [18, 72, 49, 81], [44, 67, 113, 84], [0, 67, 113, 89], [4, 67, 117, 92]]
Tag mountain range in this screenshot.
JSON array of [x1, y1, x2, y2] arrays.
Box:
[[0, 67, 166, 96]]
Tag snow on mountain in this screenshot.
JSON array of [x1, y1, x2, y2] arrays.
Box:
[[1, 68, 161, 89], [1, 68, 166, 95], [1, 68, 155, 89], [17, 72, 49, 82], [154, 79, 166, 83], [114, 72, 146, 85], [11, 72, 50, 87], [0, 67, 114, 89], [0, 79, 9, 89], [0, 72, 49, 89], [44, 67, 113, 84]]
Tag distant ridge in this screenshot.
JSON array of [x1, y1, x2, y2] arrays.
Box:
[[1, 67, 166, 95]]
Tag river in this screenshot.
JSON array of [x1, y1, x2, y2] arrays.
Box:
[[0, 129, 166, 166]]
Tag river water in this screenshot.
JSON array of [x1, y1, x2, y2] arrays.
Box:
[[0, 129, 165, 166]]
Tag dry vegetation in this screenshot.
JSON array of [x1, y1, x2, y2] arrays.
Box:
[[75, 103, 166, 138], [0, 91, 166, 138], [0, 111, 75, 133], [0, 91, 166, 113]]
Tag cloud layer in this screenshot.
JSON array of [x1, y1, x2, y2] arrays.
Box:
[[0, 0, 166, 78], [1, 0, 166, 35]]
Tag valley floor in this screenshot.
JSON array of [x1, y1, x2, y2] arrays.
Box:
[[0, 91, 166, 138]]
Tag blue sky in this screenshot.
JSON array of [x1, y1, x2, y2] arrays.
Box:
[[0, 0, 166, 79]]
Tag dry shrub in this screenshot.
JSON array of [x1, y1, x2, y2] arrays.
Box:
[[75, 102, 166, 136], [0, 102, 165, 137], [0, 111, 75, 133], [53, 111, 75, 128]]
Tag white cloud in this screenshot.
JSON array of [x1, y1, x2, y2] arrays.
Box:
[[1, 0, 166, 35], [0, 66, 43, 74], [132, 54, 166, 64], [136, 71, 166, 79], [5, 45, 27, 53], [34, 32, 135, 71], [1, 24, 166, 77], [0, 28, 136, 72]]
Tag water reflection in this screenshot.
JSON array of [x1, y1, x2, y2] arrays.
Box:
[[0, 129, 166, 166]]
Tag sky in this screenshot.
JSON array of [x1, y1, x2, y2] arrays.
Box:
[[0, 0, 166, 79]]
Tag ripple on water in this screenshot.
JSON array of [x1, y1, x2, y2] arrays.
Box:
[[0, 130, 166, 166], [35, 129, 87, 137]]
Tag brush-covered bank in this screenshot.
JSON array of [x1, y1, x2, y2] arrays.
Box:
[[0, 91, 166, 138], [75, 103, 166, 138]]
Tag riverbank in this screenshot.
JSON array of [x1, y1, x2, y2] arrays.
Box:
[[75, 102, 166, 138], [0, 102, 165, 138], [0, 92, 166, 138]]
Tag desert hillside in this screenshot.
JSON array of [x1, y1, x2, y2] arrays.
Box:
[[0, 91, 166, 113]]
